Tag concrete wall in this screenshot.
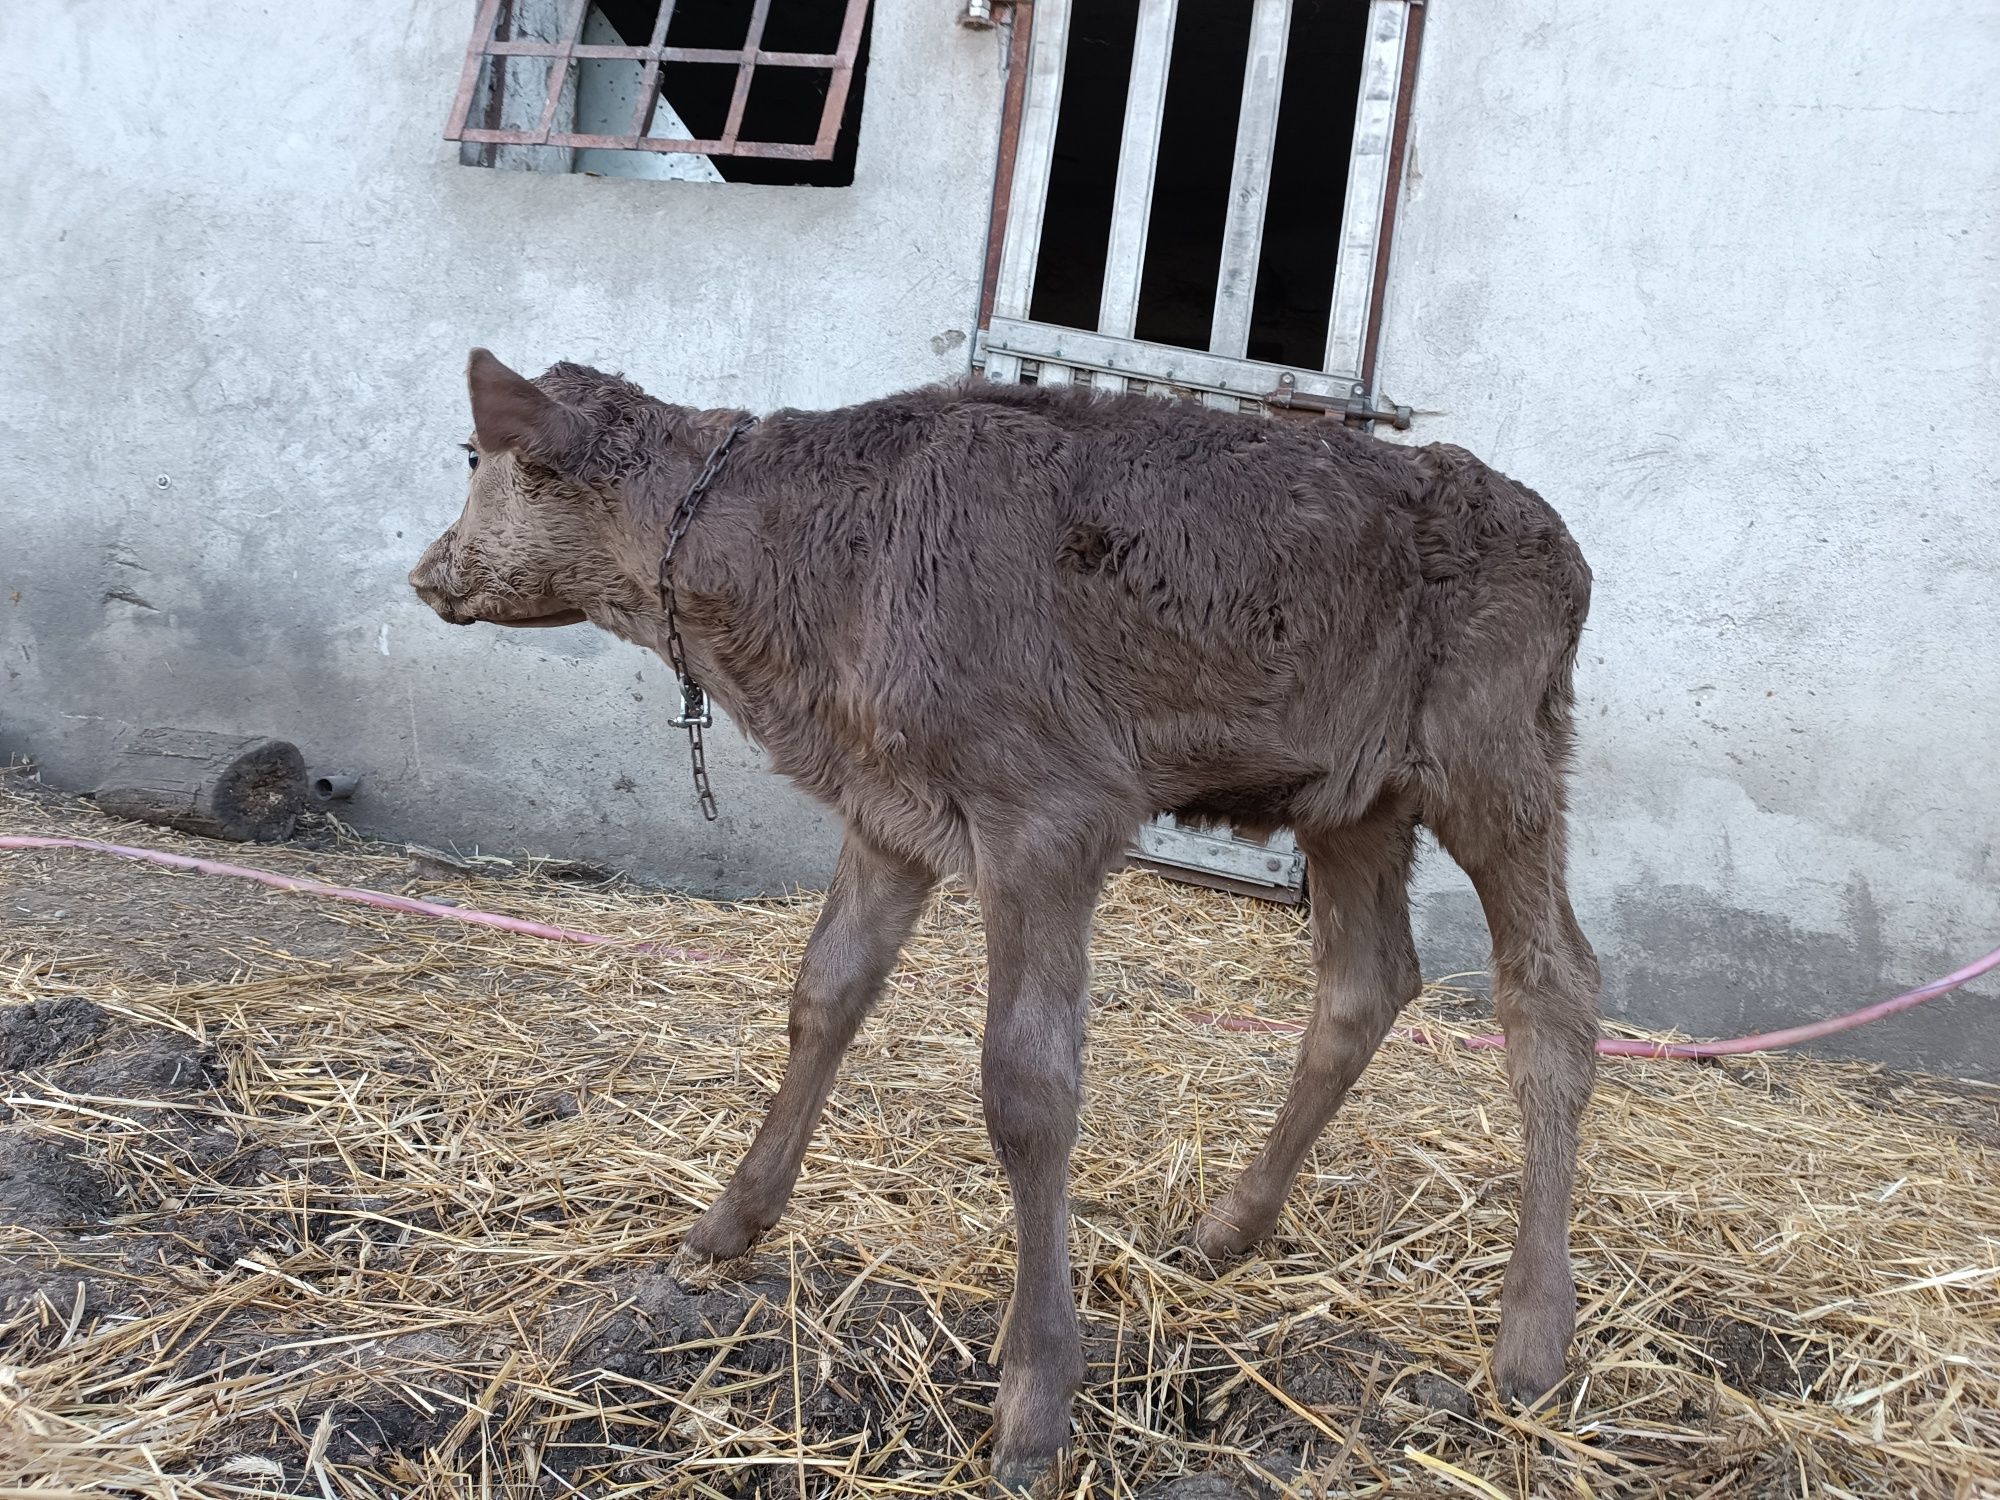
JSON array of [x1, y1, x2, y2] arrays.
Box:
[[1, 0, 1004, 893], [2, 3, 1994, 1074], [1384, 0, 1999, 1074]]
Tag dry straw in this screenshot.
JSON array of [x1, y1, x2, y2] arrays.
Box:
[[2, 778, 1996, 1498]]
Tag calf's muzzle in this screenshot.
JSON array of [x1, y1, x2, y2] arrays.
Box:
[[407, 533, 475, 626]]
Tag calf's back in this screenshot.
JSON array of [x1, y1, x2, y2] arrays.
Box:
[[667, 380, 1590, 872]]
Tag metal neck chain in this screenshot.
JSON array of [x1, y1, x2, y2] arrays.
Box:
[[657, 414, 757, 821]]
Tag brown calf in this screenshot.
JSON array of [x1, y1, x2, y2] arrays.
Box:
[[410, 351, 1601, 1489]]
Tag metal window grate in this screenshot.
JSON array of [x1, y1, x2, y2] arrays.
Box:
[[979, 0, 1420, 396], [446, 0, 871, 161]]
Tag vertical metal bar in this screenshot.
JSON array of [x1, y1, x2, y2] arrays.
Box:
[[1359, 0, 1424, 397], [630, 0, 681, 138], [446, 0, 507, 139], [721, 0, 776, 147], [1322, 0, 1408, 378], [977, 0, 1038, 333], [990, 0, 1072, 322], [812, 0, 872, 157], [468, 0, 511, 165], [533, 0, 590, 142], [1208, 0, 1290, 358], [1096, 0, 1178, 339]]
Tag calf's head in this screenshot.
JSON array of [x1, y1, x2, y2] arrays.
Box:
[[409, 349, 653, 631]]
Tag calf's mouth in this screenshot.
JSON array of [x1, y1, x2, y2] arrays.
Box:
[[417, 594, 588, 629], [409, 571, 588, 630], [489, 608, 589, 628]]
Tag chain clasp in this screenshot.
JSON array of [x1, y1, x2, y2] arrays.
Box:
[[671, 681, 713, 732]]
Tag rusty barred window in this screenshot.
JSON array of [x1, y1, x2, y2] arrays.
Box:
[[447, 0, 872, 186]]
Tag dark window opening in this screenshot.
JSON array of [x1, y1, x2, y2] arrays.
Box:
[[1023, 0, 1370, 369], [1132, 4, 1254, 352], [653, 0, 755, 49], [596, 0, 870, 185], [1246, 0, 1366, 366], [1027, 0, 1140, 332]]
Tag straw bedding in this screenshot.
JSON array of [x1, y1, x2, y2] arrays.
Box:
[[2, 772, 1996, 1498]]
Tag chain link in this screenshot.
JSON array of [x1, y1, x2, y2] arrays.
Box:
[[657, 414, 758, 822]]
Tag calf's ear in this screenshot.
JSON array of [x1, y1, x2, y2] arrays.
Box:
[[466, 348, 588, 469]]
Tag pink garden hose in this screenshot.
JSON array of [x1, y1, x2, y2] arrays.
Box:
[[1193, 935, 2000, 1060], [3, 834, 1992, 1061], [0, 835, 712, 963]]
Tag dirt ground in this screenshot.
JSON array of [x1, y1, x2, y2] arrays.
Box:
[[3, 769, 1998, 1498]]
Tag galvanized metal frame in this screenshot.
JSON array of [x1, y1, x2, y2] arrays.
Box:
[[1360, 0, 1426, 397], [1208, 0, 1290, 360], [446, 0, 872, 160], [1130, 816, 1306, 906], [980, 318, 1356, 404], [985, 0, 1071, 384], [979, 0, 1422, 393], [1096, 0, 1178, 339], [976, 0, 1039, 338], [1322, 0, 1413, 380]]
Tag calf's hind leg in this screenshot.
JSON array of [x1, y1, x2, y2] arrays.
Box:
[[1191, 807, 1421, 1259], [1434, 804, 1600, 1404], [683, 833, 936, 1263]]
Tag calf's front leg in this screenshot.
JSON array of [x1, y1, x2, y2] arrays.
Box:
[[978, 859, 1104, 1492], [683, 834, 935, 1263], [1191, 811, 1420, 1259]]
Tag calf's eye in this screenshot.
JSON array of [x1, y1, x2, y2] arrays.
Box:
[[463, 446, 480, 472]]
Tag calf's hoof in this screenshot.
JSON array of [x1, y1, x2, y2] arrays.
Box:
[[1184, 1207, 1259, 1266], [988, 1457, 1062, 1499], [668, 1244, 740, 1290], [678, 1200, 770, 1268], [1491, 1300, 1574, 1409], [988, 1366, 1075, 1498]]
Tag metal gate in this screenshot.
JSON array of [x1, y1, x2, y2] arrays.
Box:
[[974, 0, 1424, 901]]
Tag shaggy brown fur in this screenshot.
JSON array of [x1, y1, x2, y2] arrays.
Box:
[[411, 351, 1602, 1489]]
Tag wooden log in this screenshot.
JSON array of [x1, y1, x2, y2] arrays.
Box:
[[94, 728, 307, 843]]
